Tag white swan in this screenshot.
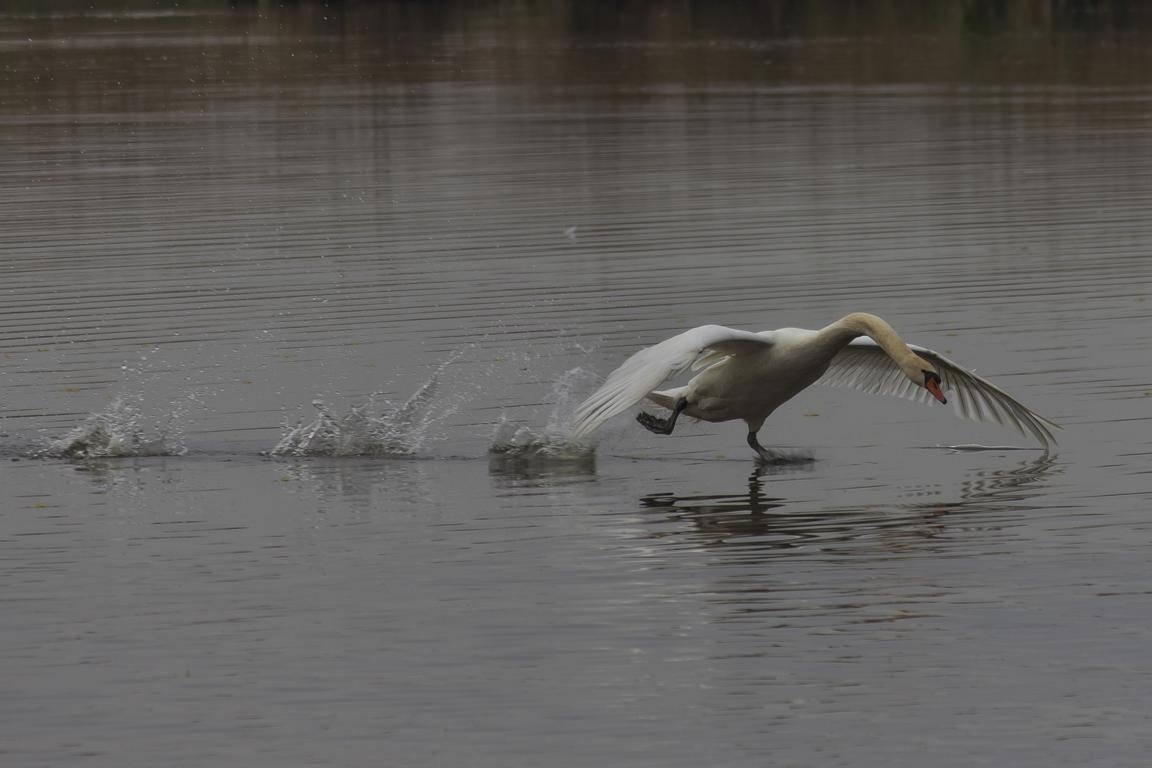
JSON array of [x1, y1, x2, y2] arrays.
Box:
[[570, 313, 1059, 460]]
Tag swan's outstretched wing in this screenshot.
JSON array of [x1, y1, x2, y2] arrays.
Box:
[[570, 325, 776, 440], [820, 339, 1060, 448]]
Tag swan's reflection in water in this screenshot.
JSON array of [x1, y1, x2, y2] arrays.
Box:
[[274, 457, 436, 513], [487, 451, 597, 491], [640, 464, 794, 547], [953, 453, 1058, 503], [637, 455, 1059, 557], [632, 455, 1060, 634]]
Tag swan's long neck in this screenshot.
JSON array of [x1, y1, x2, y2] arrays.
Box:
[[820, 312, 920, 370]]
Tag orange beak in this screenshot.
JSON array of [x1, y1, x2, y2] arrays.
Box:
[[926, 378, 947, 404]]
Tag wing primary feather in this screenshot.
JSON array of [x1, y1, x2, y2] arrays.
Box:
[[819, 339, 1059, 448]]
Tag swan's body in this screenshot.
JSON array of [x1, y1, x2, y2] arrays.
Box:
[[570, 313, 1058, 460]]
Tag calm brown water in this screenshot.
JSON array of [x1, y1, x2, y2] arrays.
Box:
[[3, 3, 1152, 766]]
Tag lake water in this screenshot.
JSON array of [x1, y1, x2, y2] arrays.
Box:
[[3, 2, 1152, 766]]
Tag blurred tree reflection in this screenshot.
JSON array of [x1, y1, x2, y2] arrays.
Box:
[[3, 0, 1151, 118]]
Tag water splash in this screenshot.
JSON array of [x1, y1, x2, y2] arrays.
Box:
[[271, 355, 459, 457], [488, 367, 598, 462], [488, 417, 594, 460], [43, 397, 187, 459]]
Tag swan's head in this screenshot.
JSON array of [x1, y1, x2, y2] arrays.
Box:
[[908, 357, 947, 404]]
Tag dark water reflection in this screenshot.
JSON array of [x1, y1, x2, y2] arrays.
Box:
[[638, 454, 1057, 557], [4, 2, 1152, 767], [7, 0, 1152, 100]]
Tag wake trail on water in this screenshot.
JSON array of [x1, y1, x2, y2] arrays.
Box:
[[925, 443, 1044, 452]]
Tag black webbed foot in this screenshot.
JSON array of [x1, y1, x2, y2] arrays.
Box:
[[636, 411, 673, 435], [637, 398, 687, 436]]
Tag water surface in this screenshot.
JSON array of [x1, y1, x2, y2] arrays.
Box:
[[3, 3, 1152, 766]]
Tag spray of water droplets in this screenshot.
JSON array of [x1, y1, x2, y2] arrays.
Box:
[[43, 396, 189, 459], [488, 366, 598, 461], [271, 354, 461, 457]]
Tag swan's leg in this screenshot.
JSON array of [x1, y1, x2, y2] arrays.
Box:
[[747, 431, 815, 465], [636, 398, 687, 435], [747, 431, 785, 463]]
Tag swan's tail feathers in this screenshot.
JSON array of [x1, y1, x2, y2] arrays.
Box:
[[568, 363, 656, 441], [569, 326, 777, 441], [644, 388, 685, 410]]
